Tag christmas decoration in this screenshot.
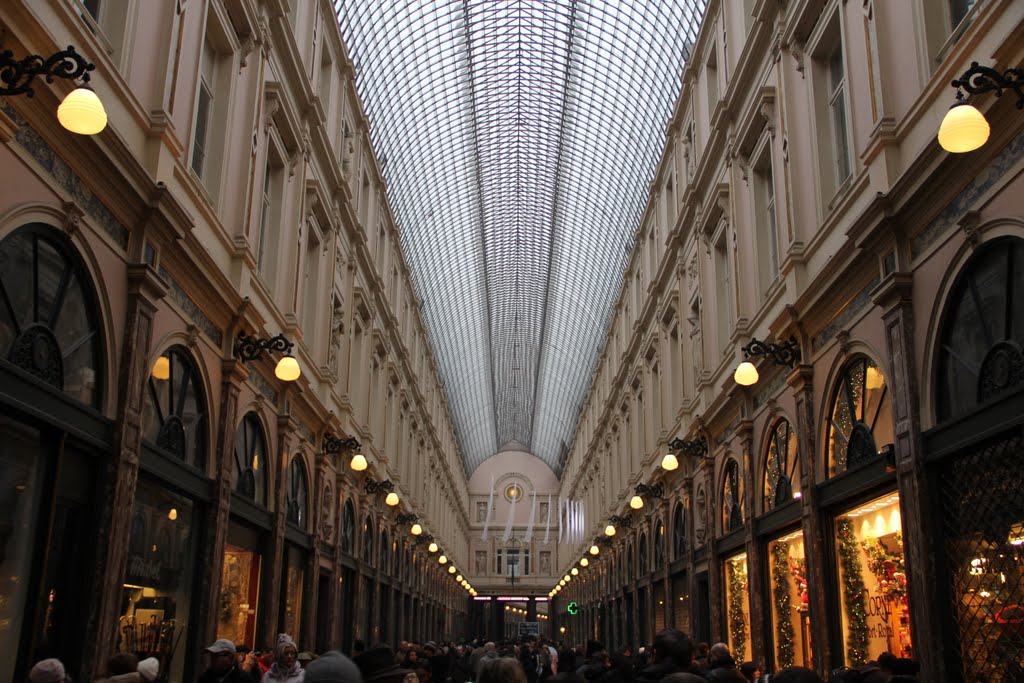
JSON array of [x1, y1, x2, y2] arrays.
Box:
[[837, 517, 870, 666], [863, 532, 907, 603], [772, 542, 796, 668], [728, 558, 748, 658], [789, 555, 809, 610]]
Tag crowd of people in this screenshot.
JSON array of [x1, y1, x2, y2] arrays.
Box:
[[24, 628, 919, 683]]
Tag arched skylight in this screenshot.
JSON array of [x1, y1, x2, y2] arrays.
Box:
[[335, 1, 706, 474]]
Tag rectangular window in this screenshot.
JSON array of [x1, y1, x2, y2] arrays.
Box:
[[827, 44, 851, 188], [302, 222, 322, 331], [768, 530, 812, 670], [191, 41, 216, 179], [835, 492, 910, 665], [80, 0, 101, 20], [753, 146, 779, 296], [257, 146, 285, 286], [706, 44, 719, 111], [714, 232, 732, 352], [949, 0, 978, 28]]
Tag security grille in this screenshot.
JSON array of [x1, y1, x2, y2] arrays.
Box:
[[940, 430, 1024, 682]]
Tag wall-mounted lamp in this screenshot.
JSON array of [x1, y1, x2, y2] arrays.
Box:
[[589, 544, 600, 555], [413, 533, 434, 547], [397, 513, 421, 535], [580, 557, 589, 567], [939, 61, 1023, 153], [734, 336, 800, 386], [0, 46, 107, 134], [323, 433, 367, 471], [667, 436, 708, 463], [630, 483, 664, 509], [366, 479, 399, 506], [235, 332, 301, 381]]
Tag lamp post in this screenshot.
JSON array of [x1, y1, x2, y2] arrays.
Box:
[[0, 45, 107, 134], [234, 331, 301, 381], [733, 336, 800, 386], [939, 61, 1024, 153]]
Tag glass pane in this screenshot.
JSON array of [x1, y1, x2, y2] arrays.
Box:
[[335, 1, 708, 474], [0, 233, 33, 333], [218, 544, 262, 648], [120, 479, 196, 682], [724, 553, 751, 662], [768, 531, 811, 670], [282, 546, 305, 643], [835, 492, 910, 667], [0, 417, 45, 683], [55, 272, 98, 406], [35, 240, 65, 329]]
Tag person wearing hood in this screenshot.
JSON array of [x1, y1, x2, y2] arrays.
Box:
[[263, 634, 305, 683]]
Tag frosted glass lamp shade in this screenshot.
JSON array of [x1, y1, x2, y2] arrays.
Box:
[[385, 492, 400, 506], [734, 361, 759, 386], [58, 86, 107, 135], [661, 453, 679, 471], [350, 454, 368, 471], [629, 495, 644, 509], [604, 525, 616, 536], [275, 355, 301, 381], [410, 523, 423, 535], [151, 356, 170, 380], [589, 545, 600, 555], [938, 102, 990, 153]]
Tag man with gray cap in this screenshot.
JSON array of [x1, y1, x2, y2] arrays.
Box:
[[28, 658, 70, 683], [304, 651, 362, 683], [198, 639, 253, 683]]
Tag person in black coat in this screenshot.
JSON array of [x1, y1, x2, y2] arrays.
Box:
[[633, 630, 695, 683], [703, 644, 746, 683]]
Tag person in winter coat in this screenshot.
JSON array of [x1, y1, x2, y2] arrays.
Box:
[[633, 629, 695, 683], [263, 634, 305, 683], [199, 640, 258, 683], [702, 644, 746, 683]]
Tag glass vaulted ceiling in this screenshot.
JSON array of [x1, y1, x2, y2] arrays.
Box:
[[335, 1, 706, 475]]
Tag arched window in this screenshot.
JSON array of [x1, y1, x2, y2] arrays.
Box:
[[763, 419, 799, 510], [233, 412, 267, 506], [722, 459, 744, 533], [363, 516, 374, 562], [672, 503, 687, 560], [144, 346, 207, 471], [0, 225, 103, 406], [341, 501, 356, 554], [379, 529, 389, 570], [286, 455, 308, 529], [938, 237, 1024, 421], [826, 356, 893, 478], [638, 534, 649, 575], [654, 520, 665, 570]]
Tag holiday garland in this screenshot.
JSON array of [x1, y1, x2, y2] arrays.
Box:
[[837, 517, 870, 666], [863, 532, 907, 603], [771, 542, 796, 668], [728, 558, 748, 658]]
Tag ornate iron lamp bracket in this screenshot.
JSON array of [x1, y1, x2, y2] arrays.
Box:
[[0, 46, 94, 97], [741, 336, 800, 367], [952, 61, 1024, 109]]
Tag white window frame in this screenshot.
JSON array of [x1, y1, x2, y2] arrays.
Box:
[[751, 137, 779, 297]]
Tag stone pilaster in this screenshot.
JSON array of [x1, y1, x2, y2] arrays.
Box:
[[87, 264, 167, 680], [873, 273, 948, 680], [739, 420, 766, 667], [789, 363, 830, 674]]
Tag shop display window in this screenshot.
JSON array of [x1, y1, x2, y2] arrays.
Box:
[[767, 530, 811, 670], [120, 479, 197, 682], [835, 492, 910, 667], [218, 541, 262, 649], [672, 575, 690, 632], [0, 418, 45, 683], [724, 553, 751, 662], [282, 545, 305, 642]]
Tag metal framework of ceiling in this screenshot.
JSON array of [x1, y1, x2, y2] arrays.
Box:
[[334, 1, 706, 475]]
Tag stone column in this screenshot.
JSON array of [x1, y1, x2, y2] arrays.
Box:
[[88, 264, 167, 680], [701, 452, 722, 644], [263, 412, 300, 640], [789, 363, 831, 672], [873, 273, 947, 680], [739, 419, 765, 666]]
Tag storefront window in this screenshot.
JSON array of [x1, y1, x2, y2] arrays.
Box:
[[672, 575, 690, 632], [724, 553, 751, 662], [120, 479, 197, 682], [282, 545, 305, 642], [218, 535, 262, 648], [835, 492, 910, 666], [767, 530, 811, 670], [655, 520, 665, 570], [0, 418, 45, 683]]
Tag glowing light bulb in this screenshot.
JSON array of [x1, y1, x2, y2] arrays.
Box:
[[58, 85, 107, 135], [151, 356, 170, 380], [385, 492, 400, 506], [350, 454, 368, 471], [630, 495, 644, 509], [590, 545, 600, 556], [734, 361, 759, 386], [938, 102, 990, 153], [275, 355, 301, 381], [428, 542, 439, 553], [410, 523, 423, 536], [661, 453, 679, 471], [605, 525, 616, 537]]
